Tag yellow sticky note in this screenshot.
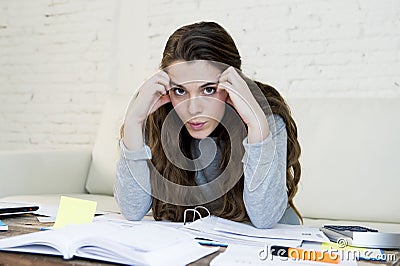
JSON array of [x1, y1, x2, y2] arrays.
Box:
[[53, 196, 97, 229]]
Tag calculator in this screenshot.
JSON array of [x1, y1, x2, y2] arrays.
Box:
[[320, 225, 400, 249]]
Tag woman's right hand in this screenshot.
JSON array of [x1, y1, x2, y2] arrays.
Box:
[[123, 71, 171, 150], [125, 70, 171, 125]]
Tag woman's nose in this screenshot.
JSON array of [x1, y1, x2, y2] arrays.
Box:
[[187, 97, 203, 115]]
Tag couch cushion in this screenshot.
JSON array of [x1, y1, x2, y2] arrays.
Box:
[[0, 149, 91, 198], [287, 98, 400, 223], [85, 94, 129, 195]]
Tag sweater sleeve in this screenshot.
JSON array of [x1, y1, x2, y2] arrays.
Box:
[[242, 115, 288, 228], [114, 140, 153, 220]]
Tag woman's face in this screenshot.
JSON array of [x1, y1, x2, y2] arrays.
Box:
[[167, 61, 228, 139]]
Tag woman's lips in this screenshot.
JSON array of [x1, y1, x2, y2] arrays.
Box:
[[188, 121, 206, 130]]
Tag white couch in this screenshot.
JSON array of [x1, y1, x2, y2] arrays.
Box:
[[287, 97, 400, 233], [1, 94, 399, 232], [0, 94, 128, 213]]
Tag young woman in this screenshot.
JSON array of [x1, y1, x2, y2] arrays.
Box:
[[115, 21, 302, 228]]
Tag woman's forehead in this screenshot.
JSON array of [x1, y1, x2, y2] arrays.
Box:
[[167, 61, 222, 84]]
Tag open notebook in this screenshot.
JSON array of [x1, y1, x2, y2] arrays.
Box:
[[0, 221, 217, 265]]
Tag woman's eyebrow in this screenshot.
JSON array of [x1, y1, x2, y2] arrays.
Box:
[[169, 81, 218, 88], [199, 82, 218, 88], [170, 81, 184, 88], [170, 80, 218, 88]]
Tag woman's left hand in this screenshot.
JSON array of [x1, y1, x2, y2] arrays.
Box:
[[218, 66, 270, 143]]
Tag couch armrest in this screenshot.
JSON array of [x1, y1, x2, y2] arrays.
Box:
[[0, 149, 92, 198]]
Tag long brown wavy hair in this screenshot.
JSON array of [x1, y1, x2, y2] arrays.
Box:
[[122, 21, 302, 223]]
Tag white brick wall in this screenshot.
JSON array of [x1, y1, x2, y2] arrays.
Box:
[[145, 0, 400, 98], [1, 0, 399, 150], [0, 0, 118, 150]]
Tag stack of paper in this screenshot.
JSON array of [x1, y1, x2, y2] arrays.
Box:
[[183, 216, 329, 247]]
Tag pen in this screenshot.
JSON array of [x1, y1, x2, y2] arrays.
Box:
[[0, 220, 8, 231], [270, 245, 340, 264], [198, 241, 228, 247]]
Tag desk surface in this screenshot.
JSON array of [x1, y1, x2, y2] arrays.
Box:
[[0, 215, 398, 266]]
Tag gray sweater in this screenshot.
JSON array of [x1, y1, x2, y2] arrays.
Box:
[[114, 115, 291, 228]]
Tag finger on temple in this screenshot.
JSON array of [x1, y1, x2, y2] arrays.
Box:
[[218, 82, 236, 94], [154, 83, 167, 96]]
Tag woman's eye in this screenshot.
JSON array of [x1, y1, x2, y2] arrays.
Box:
[[203, 87, 216, 95], [173, 88, 186, 96]]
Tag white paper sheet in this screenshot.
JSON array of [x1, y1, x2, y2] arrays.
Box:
[[185, 216, 328, 242], [213, 216, 329, 242]]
